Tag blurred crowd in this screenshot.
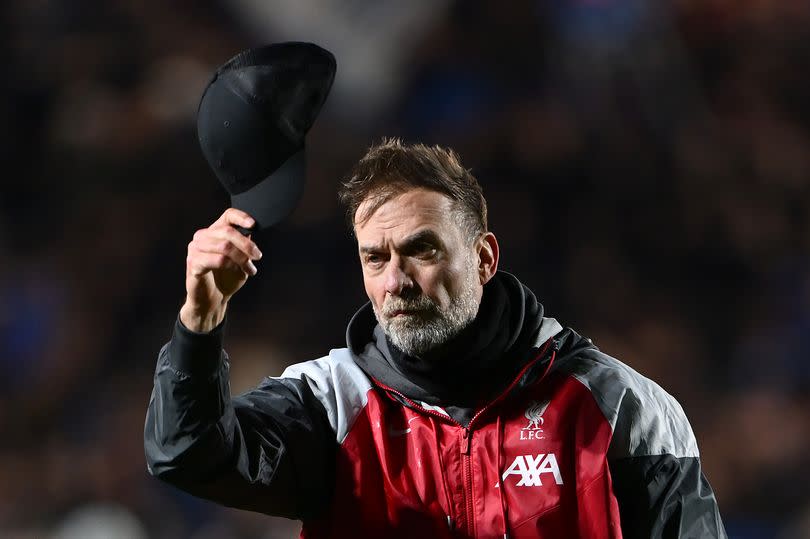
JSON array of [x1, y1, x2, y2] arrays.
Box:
[[2, 0, 809, 537]]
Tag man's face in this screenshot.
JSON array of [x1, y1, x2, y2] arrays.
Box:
[[355, 188, 489, 356]]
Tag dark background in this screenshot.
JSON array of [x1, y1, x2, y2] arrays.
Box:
[[2, 1, 809, 537]]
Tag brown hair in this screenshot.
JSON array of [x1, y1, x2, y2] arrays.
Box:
[[338, 138, 487, 239]]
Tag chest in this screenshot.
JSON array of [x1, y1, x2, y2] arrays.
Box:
[[310, 375, 622, 538]]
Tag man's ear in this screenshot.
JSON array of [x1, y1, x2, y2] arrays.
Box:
[[477, 232, 499, 285]]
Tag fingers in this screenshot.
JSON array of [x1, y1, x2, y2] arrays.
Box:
[[212, 208, 256, 230], [212, 210, 262, 257], [187, 209, 264, 277], [191, 232, 259, 276], [187, 249, 250, 278], [199, 222, 262, 258]]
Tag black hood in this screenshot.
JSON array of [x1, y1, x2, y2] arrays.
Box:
[[346, 271, 564, 411]]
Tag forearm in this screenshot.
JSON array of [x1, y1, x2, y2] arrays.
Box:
[[143, 317, 336, 518], [144, 316, 231, 480]]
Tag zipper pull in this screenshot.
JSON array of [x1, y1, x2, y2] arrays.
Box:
[[461, 428, 471, 454], [447, 515, 454, 530]]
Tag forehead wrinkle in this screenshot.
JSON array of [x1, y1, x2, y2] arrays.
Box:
[[355, 189, 461, 253], [359, 228, 443, 254], [356, 188, 453, 225]]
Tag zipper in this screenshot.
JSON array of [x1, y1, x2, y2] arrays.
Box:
[[462, 430, 475, 536], [461, 428, 475, 537], [465, 338, 555, 432], [373, 381, 466, 532], [374, 380, 462, 426], [458, 339, 556, 537], [372, 338, 558, 536], [374, 338, 556, 432]]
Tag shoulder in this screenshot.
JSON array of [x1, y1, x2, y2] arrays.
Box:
[[273, 348, 373, 443], [279, 348, 369, 385], [554, 339, 699, 460], [278, 348, 373, 403]]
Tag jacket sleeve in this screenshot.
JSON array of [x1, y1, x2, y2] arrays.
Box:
[[607, 383, 727, 539], [143, 317, 337, 520], [609, 454, 725, 539]]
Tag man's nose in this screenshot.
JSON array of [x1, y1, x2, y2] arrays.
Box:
[[384, 258, 412, 296]]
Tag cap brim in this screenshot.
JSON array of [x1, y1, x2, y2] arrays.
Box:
[[230, 147, 305, 230]]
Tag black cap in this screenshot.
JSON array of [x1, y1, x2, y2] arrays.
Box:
[[197, 42, 336, 230]]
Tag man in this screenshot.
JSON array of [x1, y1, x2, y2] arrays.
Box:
[[144, 139, 727, 538]]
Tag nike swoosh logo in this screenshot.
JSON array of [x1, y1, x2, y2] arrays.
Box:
[[388, 417, 418, 437]]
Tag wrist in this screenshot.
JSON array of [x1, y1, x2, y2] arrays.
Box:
[[179, 301, 227, 333]]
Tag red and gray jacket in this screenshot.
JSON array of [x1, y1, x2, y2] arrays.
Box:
[[145, 276, 726, 538]]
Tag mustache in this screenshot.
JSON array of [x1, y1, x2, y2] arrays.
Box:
[[381, 294, 439, 317]]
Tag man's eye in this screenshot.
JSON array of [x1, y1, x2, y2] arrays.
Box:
[[365, 254, 384, 266]]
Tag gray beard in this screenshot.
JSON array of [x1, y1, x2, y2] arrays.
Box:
[[373, 271, 480, 357]]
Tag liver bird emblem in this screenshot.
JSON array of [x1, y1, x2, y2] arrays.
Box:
[[523, 401, 547, 430]]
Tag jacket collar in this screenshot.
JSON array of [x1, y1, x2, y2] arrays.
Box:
[[346, 271, 563, 408]]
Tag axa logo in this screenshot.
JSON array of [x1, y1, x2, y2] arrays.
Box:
[[501, 454, 563, 487], [520, 400, 548, 440]]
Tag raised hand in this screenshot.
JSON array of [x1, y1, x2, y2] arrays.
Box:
[[180, 208, 263, 332]]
